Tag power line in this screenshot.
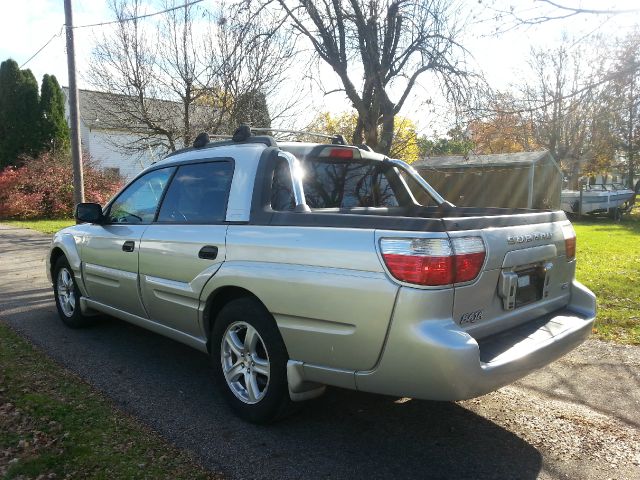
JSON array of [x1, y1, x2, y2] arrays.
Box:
[[72, 0, 205, 29], [20, 27, 64, 68], [18, 0, 206, 69]]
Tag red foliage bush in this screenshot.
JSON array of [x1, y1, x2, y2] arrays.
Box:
[[0, 152, 124, 219]]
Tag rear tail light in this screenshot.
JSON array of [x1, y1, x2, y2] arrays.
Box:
[[380, 236, 485, 286], [562, 224, 576, 261]]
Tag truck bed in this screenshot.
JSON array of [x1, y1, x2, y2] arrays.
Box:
[[257, 205, 567, 231]]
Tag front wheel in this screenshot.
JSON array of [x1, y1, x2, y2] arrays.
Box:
[[211, 297, 292, 423], [53, 256, 94, 328]]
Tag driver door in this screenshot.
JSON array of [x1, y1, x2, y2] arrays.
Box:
[[81, 167, 175, 317]]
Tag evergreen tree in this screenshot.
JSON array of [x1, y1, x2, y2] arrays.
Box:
[[231, 90, 271, 128], [0, 59, 41, 168], [40, 74, 70, 153]]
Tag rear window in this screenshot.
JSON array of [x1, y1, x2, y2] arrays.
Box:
[[270, 159, 404, 210], [303, 160, 400, 208]]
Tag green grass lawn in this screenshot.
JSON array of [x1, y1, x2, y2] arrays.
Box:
[[0, 322, 221, 479], [2, 218, 75, 234], [574, 210, 640, 345]]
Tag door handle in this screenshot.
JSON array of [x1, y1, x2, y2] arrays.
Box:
[[198, 245, 218, 260], [122, 240, 135, 252]]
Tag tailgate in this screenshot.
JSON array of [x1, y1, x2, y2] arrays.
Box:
[[448, 218, 575, 340]]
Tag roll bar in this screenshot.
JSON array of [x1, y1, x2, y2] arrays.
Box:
[[386, 158, 453, 207], [277, 151, 311, 212]]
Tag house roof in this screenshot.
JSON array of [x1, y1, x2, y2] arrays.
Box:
[[414, 150, 552, 169], [62, 87, 215, 133]]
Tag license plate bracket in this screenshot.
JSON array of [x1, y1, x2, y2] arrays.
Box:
[[498, 263, 552, 311], [514, 267, 545, 308]]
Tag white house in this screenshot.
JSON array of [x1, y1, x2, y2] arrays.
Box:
[[62, 88, 171, 180]]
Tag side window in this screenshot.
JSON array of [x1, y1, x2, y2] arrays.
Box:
[[157, 161, 234, 223], [270, 159, 295, 211], [107, 168, 174, 224]]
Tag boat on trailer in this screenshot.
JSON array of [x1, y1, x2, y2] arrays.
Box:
[[561, 184, 636, 215]]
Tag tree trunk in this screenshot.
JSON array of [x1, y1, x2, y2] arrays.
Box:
[[352, 115, 365, 145], [627, 73, 636, 189], [183, 87, 191, 148], [378, 110, 394, 156], [362, 111, 379, 151]]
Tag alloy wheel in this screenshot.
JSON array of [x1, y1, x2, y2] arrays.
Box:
[[56, 267, 76, 317], [221, 321, 271, 404]]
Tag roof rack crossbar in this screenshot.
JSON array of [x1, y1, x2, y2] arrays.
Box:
[[250, 128, 347, 145]]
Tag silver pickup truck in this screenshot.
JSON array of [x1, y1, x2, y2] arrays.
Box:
[[47, 130, 596, 423]]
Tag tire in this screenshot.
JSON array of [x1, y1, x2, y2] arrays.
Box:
[[53, 256, 94, 328], [211, 297, 292, 423]]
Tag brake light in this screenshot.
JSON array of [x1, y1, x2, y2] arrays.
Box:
[[329, 148, 353, 159], [562, 224, 576, 261], [380, 237, 485, 286], [318, 147, 361, 159]]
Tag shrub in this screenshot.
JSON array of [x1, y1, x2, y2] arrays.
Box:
[[0, 151, 123, 219]]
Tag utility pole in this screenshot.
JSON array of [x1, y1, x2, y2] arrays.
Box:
[[64, 0, 85, 205]]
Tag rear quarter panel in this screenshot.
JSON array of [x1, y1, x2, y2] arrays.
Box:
[[202, 226, 399, 371]]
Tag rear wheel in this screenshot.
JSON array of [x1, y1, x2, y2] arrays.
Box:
[[53, 256, 93, 328], [211, 297, 291, 423]]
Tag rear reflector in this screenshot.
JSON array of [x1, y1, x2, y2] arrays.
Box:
[[562, 224, 576, 261], [380, 237, 485, 286], [451, 237, 486, 283]]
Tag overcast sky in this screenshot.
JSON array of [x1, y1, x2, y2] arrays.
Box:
[[1, 0, 639, 136]]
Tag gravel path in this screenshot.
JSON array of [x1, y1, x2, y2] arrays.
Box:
[[1, 224, 639, 480]]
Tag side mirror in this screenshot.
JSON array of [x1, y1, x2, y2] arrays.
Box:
[[75, 203, 105, 224]]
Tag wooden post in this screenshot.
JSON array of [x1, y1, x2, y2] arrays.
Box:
[[579, 185, 583, 218], [64, 0, 85, 205], [527, 163, 535, 209]]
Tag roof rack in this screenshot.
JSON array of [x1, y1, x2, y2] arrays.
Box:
[[189, 125, 348, 151], [250, 128, 347, 145]]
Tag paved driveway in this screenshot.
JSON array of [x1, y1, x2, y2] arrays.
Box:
[[1, 224, 639, 480]]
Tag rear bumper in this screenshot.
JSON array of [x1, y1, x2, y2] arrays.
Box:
[[355, 280, 596, 401]]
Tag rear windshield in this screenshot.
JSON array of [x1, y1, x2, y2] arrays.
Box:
[[303, 160, 400, 208], [271, 159, 408, 210]]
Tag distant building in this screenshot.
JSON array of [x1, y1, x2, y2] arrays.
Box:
[[62, 88, 164, 179], [414, 150, 562, 210], [62, 88, 215, 180]]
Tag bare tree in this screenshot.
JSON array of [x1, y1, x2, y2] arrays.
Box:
[[522, 41, 620, 186], [202, 4, 298, 132], [469, 92, 540, 154], [608, 31, 640, 189], [522, 0, 640, 24], [263, 0, 473, 155], [87, 0, 296, 156], [481, 0, 640, 33], [465, 36, 621, 187]]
